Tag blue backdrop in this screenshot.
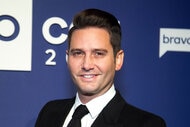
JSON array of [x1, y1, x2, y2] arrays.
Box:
[[1, 0, 190, 127]]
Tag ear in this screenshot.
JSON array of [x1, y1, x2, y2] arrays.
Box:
[[66, 50, 69, 63], [115, 50, 124, 71]]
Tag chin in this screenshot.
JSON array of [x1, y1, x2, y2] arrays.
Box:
[[79, 87, 98, 96]]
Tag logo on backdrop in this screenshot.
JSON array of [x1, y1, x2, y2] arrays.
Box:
[[0, 0, 32, 71], [159, 28, 190, 58]]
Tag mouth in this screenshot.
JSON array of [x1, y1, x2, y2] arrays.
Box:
[[83, 74, 94, 78], [78, 74, 99, 81], [81, 74, 97, 78]]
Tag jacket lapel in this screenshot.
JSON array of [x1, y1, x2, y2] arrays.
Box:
[[57, 98, 75, 127], [91, 91, 126, 127]]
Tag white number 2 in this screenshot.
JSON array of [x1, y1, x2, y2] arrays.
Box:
[[45, 49, 56, 65]]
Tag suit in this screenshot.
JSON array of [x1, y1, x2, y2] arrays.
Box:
[[35, 91, 166, 127]]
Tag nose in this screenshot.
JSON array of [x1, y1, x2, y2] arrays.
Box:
[[82, 54, 94, 71]]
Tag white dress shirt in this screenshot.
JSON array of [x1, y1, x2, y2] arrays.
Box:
[[62, 85, 116, 127]]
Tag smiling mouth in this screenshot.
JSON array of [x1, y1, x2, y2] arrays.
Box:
[[82, 74, 96, 78]]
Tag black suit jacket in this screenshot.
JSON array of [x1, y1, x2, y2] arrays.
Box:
[[35, 91, 166, 127]]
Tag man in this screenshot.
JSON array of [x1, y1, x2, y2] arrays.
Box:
[[35, 8, 166, 127]]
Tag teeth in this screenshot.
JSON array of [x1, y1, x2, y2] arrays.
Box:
[[83, 75, 93, 78]]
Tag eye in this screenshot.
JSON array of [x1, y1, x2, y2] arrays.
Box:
[[95, 52, 104, 56], [94, 50, 107, 57], [70, 50, 84, 57]]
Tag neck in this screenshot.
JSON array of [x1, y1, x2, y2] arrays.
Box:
[[77, 85, 113, 104]]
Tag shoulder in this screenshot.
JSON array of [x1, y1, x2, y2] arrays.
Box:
[[121, 102, 166, 127], [42, 98, 75, 111], [113, 91, 166, 126], [35, 98, 75, 127]]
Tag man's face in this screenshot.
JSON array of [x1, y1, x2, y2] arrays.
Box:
[[67, 27, 123, 99]]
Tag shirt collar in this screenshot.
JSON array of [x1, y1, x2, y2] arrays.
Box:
[[74, 85, 116, 119]]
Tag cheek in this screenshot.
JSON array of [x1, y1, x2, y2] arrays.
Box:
[[98, 60, 116, 73], [68, 59, 77, 70], [68, 58, 83, 72]]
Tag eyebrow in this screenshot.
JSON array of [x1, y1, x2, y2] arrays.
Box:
[[92, 49, 108, 53], [68, 48, 83, 53], [69, 48, 108, 53]]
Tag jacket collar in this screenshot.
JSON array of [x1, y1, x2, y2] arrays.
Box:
[[91, 91, 126, 127]]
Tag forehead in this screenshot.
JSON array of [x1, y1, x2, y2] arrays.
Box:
[[70, 27, 112, 50]]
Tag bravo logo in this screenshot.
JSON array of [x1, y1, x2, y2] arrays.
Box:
[[159, 28, 190, 58], [0, 0, 32, 71]]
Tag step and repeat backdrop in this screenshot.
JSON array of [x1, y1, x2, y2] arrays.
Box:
[[1, 0, 190, 127]]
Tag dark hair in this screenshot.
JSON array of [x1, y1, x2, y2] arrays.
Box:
[[68, 8, 122, 56]]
